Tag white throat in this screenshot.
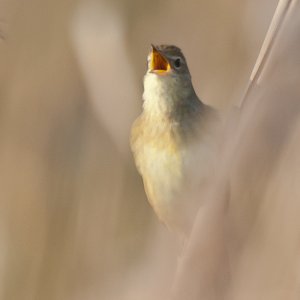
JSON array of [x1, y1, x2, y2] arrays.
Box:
[[143, 73, 191, 119]]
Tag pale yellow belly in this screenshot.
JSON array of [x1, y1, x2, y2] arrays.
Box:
[[139, 138, 216, 235], [131, 114, 217, 235]]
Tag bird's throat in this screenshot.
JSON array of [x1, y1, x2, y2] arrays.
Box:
[[143, 74, 182, 118], [143, 73, 201, 124]]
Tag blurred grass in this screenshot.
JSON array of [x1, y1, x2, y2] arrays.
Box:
[[0, 0, 299, 299]]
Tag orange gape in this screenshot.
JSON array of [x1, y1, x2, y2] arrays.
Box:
[[150, 48, 171, 73]]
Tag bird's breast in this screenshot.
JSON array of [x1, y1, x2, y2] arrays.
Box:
[[131, 111, 218, 235], [131, 116, 185, 223]]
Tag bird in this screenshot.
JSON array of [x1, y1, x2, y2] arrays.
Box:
[[130, 45, 220, 238]]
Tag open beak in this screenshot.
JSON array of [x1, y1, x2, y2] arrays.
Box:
[[149, 44, 170, 74]]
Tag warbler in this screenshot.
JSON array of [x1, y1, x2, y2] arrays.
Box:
[[131, 45, 219, 237]]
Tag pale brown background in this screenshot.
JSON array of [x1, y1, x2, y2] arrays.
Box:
[[0, 0, 299, 299]]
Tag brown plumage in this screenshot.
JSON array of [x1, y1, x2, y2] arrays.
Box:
[[131, 45, 220, 237]]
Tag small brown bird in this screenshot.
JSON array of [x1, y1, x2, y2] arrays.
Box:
[[131, 45, 219, 238]]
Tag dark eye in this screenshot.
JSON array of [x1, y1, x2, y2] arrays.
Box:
[[174, 58, 181, 68]]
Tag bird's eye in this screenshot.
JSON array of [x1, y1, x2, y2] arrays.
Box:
[[174, 58, 181, 68]]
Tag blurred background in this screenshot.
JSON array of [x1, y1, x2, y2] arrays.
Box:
[[0, 0, 299, 299]]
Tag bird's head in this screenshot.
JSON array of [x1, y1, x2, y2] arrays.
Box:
[[143, 45, 197, 115], [147, 44, 191, 77]]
